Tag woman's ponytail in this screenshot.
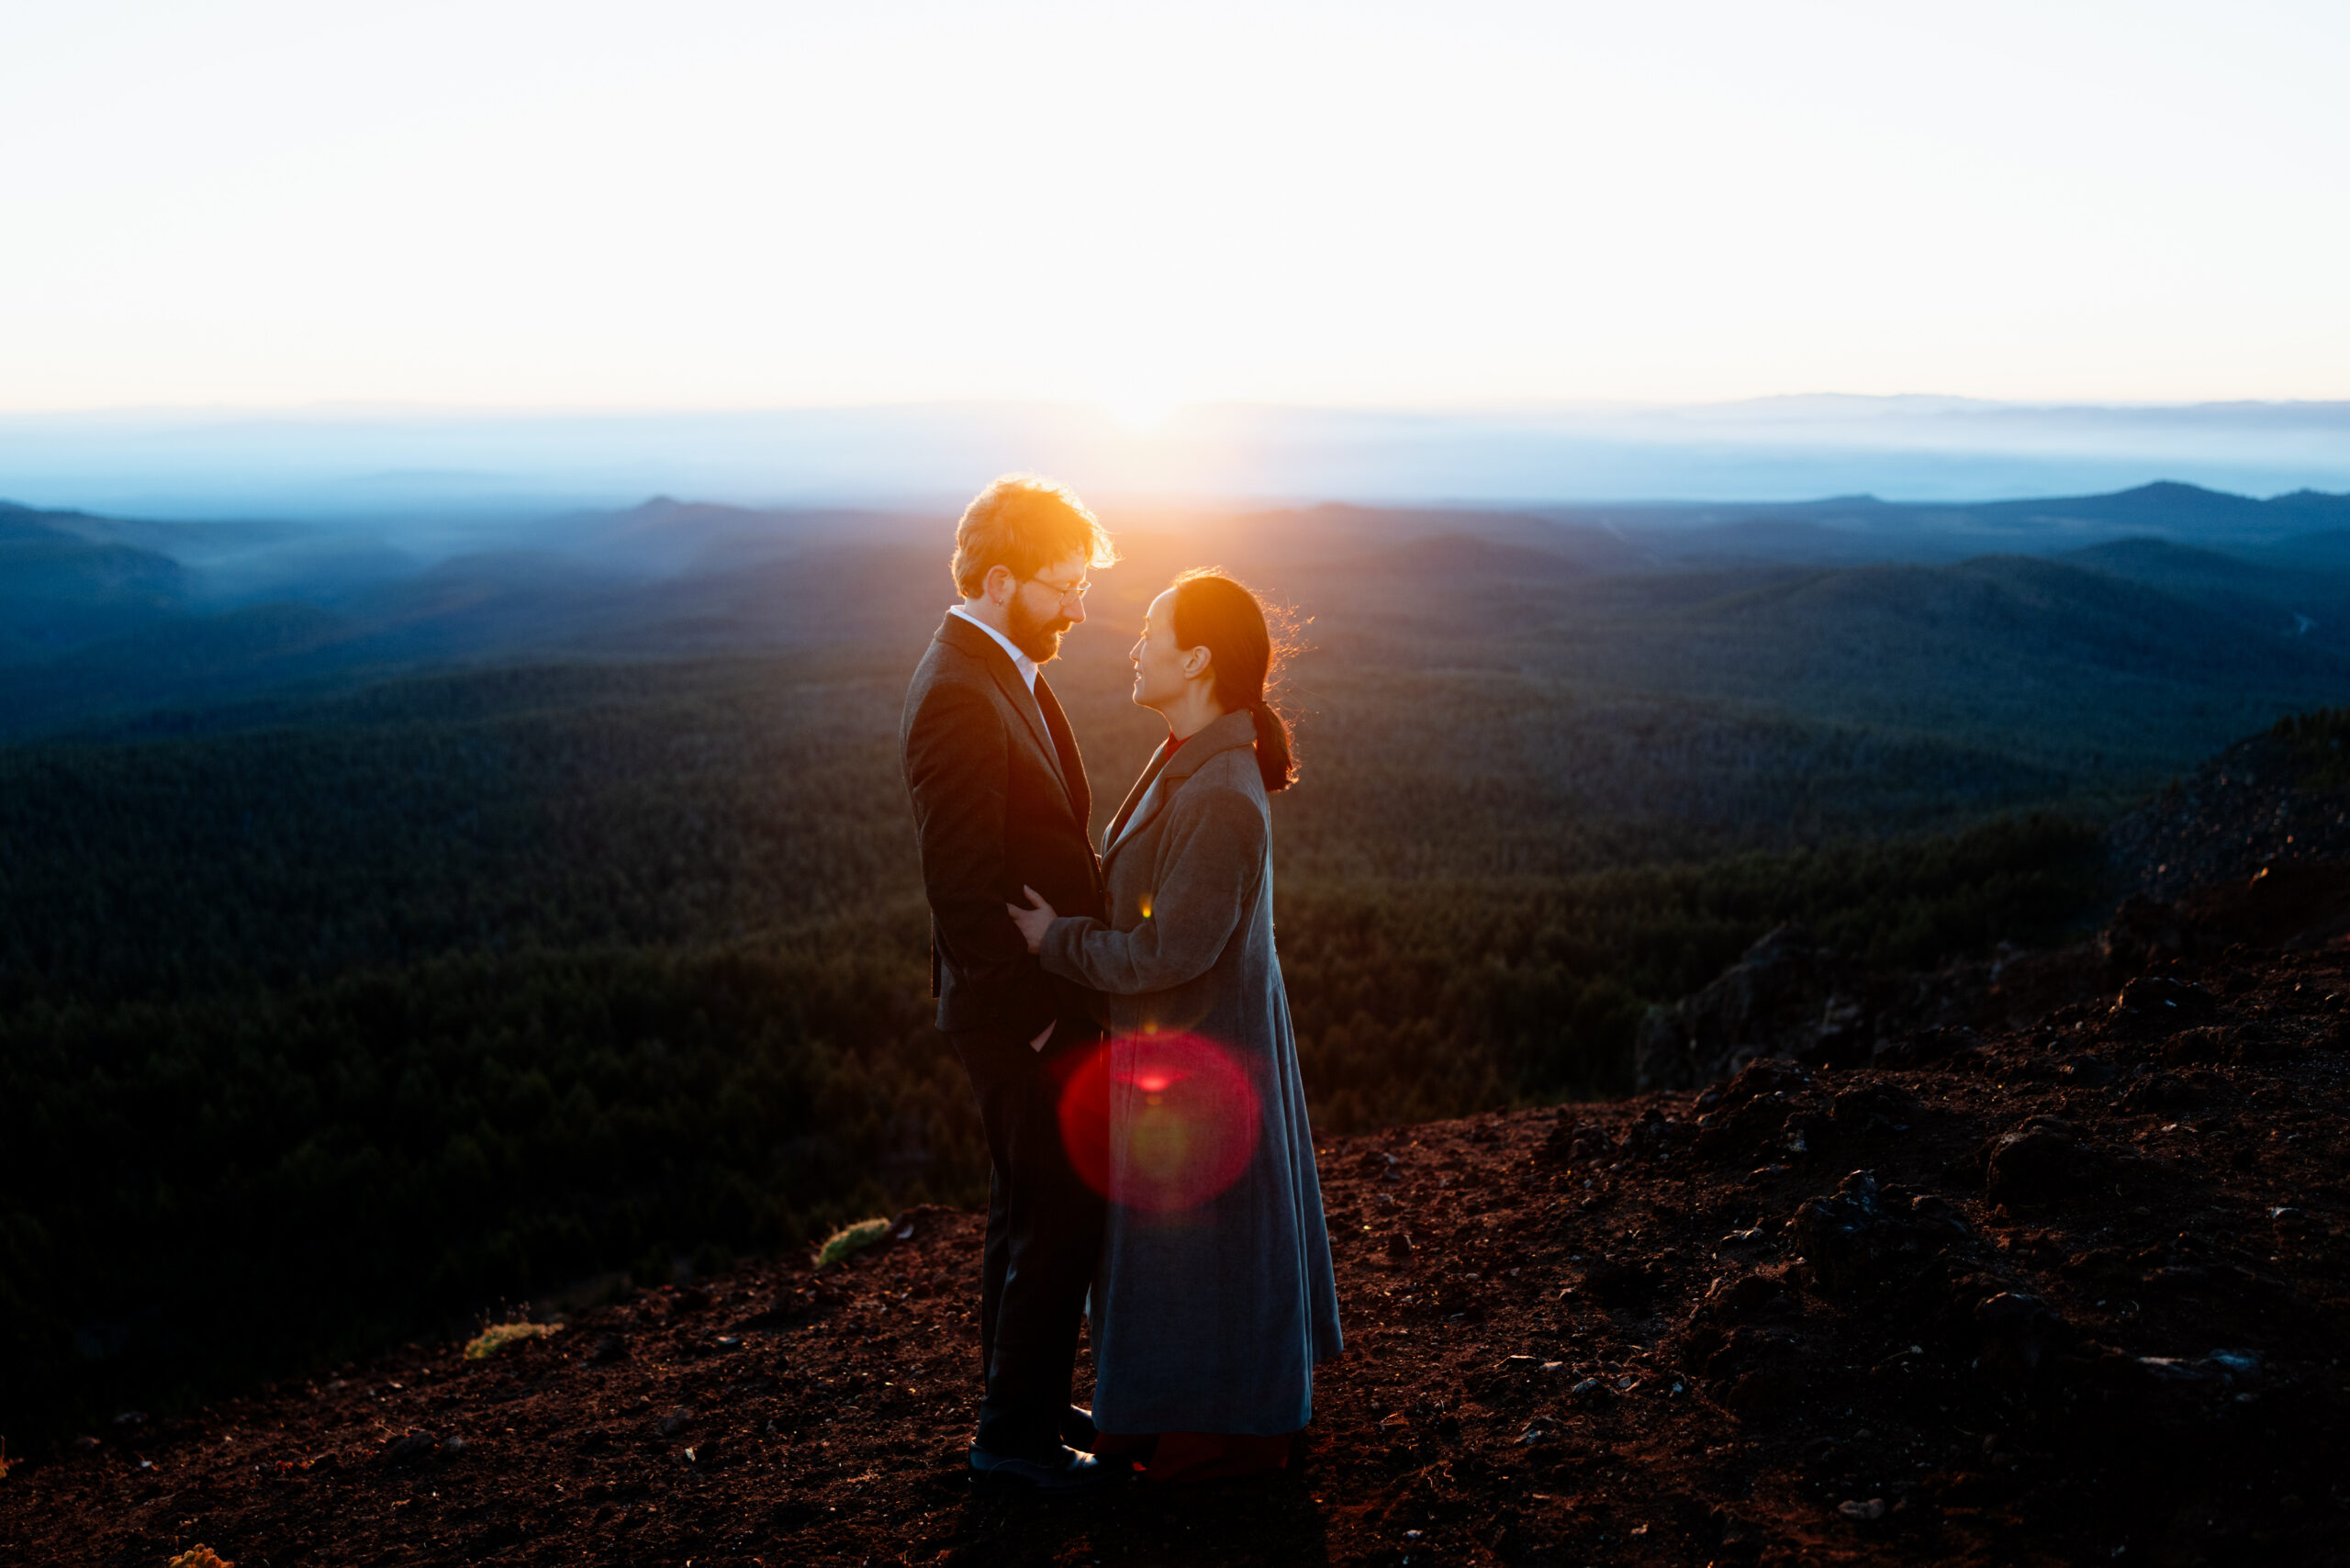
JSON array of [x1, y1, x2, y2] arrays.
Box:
[[1242, 696, 1296, 794], [1169, 570, 1298, 793]]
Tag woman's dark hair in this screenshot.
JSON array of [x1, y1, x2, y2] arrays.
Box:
[[1169, 568, 1297, 792]]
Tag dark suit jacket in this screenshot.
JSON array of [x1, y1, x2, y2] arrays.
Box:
[[901, 612, 1107, 1035]]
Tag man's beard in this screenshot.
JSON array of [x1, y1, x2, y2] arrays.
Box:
[[1007, 595, 1074, 663]]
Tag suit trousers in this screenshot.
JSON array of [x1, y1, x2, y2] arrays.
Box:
[[950, 1014, 1107, 1458]]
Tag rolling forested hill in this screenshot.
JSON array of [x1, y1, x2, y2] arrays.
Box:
[[0, 508, 188, 660], [3, 480, 2346, 1434], [1537, 478, 2350, 564], [6, 478, 2349, 747]]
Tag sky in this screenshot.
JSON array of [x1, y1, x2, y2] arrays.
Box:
[[5, 0, 2348, 420]]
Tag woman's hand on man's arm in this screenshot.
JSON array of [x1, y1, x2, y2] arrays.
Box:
[[1005, 888, 1060, 1050], [1007, 885, 1058, 954], [1036, 786, 1263, 996]]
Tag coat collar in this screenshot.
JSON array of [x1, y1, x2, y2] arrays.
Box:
[[1104, 708, 1258, 867], [1158, 707, 1259, 785], [933, 613, 1075, 814]]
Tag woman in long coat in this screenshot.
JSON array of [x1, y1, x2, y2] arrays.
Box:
[[1008, 569, 1342, 1483]]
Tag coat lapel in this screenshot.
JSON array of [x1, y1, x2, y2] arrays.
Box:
[[1102, 710, 1258, 873], [1103, 739, 1174, 852], [935, 613, 1077, 816]]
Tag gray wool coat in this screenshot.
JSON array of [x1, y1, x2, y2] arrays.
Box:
[[1038, 707, 1344, 1435]]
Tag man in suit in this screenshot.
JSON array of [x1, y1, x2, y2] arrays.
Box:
[[901, 474, 1119, 1488]]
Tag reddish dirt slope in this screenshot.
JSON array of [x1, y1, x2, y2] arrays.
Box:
[[6, 886, 2348, 1568]]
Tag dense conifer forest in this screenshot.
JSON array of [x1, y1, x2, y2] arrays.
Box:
[[4, 489, 2345, 1431]]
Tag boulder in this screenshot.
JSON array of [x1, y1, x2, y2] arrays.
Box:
[[1635, 925, 1872, 1091]]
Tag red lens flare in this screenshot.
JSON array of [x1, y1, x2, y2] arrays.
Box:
[[1057, 1033, 1263, 1214]]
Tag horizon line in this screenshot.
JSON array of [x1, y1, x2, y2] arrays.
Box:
[[6, 392, 2350, 421], [9, 475, 2349, 528]]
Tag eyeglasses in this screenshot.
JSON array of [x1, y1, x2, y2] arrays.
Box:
[[1023, 574, 1091, 603]]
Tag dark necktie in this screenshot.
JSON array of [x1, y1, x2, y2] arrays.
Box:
[[1031, 674, 1091, 829]]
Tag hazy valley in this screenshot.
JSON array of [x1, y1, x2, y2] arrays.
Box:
[[4, 478, 2346, 1438]]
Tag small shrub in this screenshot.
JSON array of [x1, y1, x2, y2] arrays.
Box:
[[463, 1321, 559, 1361], [168, 1550, 233, 1568], [2276, 706, 2350, 788], [815, 1217, 892, 1269]]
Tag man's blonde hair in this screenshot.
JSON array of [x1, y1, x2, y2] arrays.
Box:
[[949, 474, 1117, 598]]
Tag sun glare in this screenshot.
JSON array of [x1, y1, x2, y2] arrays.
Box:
[[1102, 391, 1184, 432]]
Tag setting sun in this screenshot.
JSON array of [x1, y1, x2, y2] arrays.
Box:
[[1101, 392, 1186, 433]]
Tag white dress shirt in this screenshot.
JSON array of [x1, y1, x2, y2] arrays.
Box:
[[947, 604, 1039, 693]]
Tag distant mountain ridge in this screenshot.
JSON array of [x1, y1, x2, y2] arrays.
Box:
[[0, 503, 189, 661], [7, 396, 2350, 513], [3, 479, 2347, 745], [1541, 480, 2350, 565]]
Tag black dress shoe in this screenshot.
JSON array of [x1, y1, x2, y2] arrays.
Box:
[[1062, 1404, 1098, 1451], [968, 1444, 1117, 1489]]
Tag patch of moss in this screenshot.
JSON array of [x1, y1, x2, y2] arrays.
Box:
[[815, 1216, 893, 1270], [463, 1321, 559, 1361]]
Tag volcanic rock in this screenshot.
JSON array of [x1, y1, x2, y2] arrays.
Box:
[[378, 1430, 438, 1464], [1634, 924, 1868, 1090], [2105, 717, 2350, 902], [1790, 1170, 1926, 1293], [1984, 1121, 2087, 1207]]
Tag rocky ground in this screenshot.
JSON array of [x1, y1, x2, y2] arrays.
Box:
[[2104, 713, 2350, 903], [6, 858, 2347, 1568]]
